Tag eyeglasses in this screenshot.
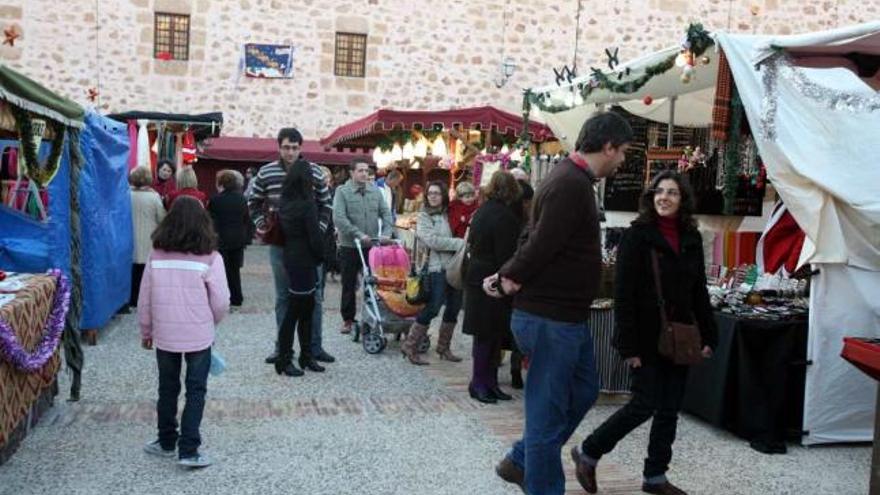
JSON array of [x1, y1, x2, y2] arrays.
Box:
[[653, 187, 681, 197], [280, 145, 301, 151]]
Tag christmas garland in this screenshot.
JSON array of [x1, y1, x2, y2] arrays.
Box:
[[9, 104, 66, 187], [722, 87, 744, 215], [529, 23, 714, 113], [0, 270, 71, 374]]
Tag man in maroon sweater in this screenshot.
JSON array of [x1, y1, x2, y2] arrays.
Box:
[[487, 112, 633, 495]]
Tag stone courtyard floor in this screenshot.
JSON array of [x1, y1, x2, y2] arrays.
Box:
[[0, 246, 870, 494]]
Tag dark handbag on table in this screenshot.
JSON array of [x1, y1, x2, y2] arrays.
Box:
[[259, 209, 285, 246], [651, 249, 703, 365], [405, 224, 432, 304]]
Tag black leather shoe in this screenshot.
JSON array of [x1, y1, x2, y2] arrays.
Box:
[[510, 370, 524, 389], [642, 481, 688, 495], [490, 386, 513, 401], [570, 445, 597, 493], [299, 359, 326, 372], [314, 351, 336, 363], [264, 351, 279, 364], [469, 386, 497, 404], [274, 362, 304, 377], [495, 457, 525, 492]]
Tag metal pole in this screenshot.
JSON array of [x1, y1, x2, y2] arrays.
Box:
[[666, 96, 677, 148]]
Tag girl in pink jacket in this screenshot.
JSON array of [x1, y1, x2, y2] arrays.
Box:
[[138, 196, 230, 469]]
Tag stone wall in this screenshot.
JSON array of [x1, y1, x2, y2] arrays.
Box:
[[0, 0, 876, 138]]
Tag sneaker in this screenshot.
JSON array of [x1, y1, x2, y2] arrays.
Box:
[[143, 440, 175, 458], [178, 454, 212, 469]]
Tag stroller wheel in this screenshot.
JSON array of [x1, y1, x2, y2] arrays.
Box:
[[362, 332, 384, 354], [352, 322, 361, 343], [417, 334, 431, 354]]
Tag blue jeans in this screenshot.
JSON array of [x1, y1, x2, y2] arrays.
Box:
[[156, 347, 211, 459], [269, 245, 289, 332], [415, 270, 462, 326], [311, 265, 325, 355], [507, 309, 600, 495]]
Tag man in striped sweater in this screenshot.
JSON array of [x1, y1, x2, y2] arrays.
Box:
[[248, 127, 336, 365]]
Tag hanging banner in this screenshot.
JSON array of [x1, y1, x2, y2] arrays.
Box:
[[244, 44, 295, 79]]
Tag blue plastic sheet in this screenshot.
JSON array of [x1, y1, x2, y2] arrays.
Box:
[[0, 111, 131, 330]]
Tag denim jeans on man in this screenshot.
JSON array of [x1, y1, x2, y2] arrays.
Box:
[[507, 309, 599, 495], [156, 347, 211, 459], [415, 270, 462, 325]]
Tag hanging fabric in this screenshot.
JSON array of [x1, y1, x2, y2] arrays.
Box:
[[127, 120, 139, 170], [181, 130, 197, 165], [175, 132, 184, 170], [136, 119, 150, 170], [164, 129, 176, 162]]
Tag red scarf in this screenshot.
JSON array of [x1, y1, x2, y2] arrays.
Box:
[[568, 152, 590, 172], [658, 216, 680, 253]]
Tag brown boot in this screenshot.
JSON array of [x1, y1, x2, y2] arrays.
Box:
[[436, 322, 463, 362], [402, 323, 430, 365]]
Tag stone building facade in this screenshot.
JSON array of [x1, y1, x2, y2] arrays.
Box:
[[0, 0, 876, 138]]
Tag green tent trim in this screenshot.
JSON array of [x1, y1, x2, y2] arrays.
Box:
[[0, 64, 84, 128]]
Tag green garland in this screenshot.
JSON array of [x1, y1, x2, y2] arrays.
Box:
[[10, 104, 66, 188], [722, 87, 743, 215], [529, 23, 714, 113]]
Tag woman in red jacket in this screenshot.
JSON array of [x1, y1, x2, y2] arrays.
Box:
[[167, 166, 207, 208], [447, 181, 478, 238]]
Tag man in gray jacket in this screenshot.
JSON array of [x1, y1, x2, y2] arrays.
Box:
[[333, 159, 393, 333]]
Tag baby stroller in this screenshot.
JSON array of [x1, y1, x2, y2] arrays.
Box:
[[351, 237, 431, 355]]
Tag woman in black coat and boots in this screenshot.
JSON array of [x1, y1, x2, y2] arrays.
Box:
[[571, 171, 718, 495], [208, 170, 251, 307], [275, 163, 326, 377], [462, 171, 523, 404]]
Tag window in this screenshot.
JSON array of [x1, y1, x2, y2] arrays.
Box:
[[154, 12, 190, 61], [334, 32, 367, 77]]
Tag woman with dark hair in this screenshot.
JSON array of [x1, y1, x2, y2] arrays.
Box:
[[208, 169, 251, 307], [139, 196, 229, 469], [462, 171, 523, 403], [153, 159, 177, 207], [401, 180, 465, 365], [275, 163, 325, 376], [571, 171, 717, 495]]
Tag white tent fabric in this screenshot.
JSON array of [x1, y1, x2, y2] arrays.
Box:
[[529, 22, 880, 445]]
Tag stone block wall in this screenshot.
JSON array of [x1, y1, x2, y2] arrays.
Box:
[[0, 0, 876, 138]]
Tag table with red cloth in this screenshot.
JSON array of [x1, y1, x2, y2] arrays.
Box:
[[0, 274, 62, 466], [841, 337, 880, 495]]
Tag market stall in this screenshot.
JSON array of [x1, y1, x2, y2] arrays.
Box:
[[195, 136, 370, 193], [526, 22, 880, 445], [0, 270, 69, 465]]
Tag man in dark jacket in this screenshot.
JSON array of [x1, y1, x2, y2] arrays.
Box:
[[487, 112, 633, 495]]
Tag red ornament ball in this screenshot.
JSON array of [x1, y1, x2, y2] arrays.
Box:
[[643, 95, 654, 105]]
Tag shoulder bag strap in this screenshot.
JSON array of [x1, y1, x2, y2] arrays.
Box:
[[650, 249, 671, 331]]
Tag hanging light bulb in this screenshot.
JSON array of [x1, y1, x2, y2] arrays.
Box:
[[501, 144, 510, 154], [431, 135, 448, 158], [372, 147, 383, 166], [390, 143, 403, 162], [413, 136, 429, 158], [402, 141, 415, 161]]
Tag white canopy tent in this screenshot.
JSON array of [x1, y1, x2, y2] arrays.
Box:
[[529, 22, 880, 444]]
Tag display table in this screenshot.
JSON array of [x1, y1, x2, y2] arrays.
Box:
[[0, 274, 64, 466], [589, 306, 632, 393], [682, 312, 808, 449], [841, 337, 880, 495]]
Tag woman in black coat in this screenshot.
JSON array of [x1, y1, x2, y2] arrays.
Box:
[[275, 163, 325, 377], [574, 171, 717, 495], [208, 170, 251, 307], [462, 171, 523, 404]]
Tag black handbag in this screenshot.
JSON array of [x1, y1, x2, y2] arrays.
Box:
[[651, 250, 703, 365], [405, 224, 432, 304]]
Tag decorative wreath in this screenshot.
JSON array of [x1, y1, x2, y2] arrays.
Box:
[[10, 104, 65, 188]]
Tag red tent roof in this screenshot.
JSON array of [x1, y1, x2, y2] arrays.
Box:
[[320, 106, 555, 149], [197, 137, 368, 165]]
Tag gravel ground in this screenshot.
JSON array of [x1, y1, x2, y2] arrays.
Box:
[[0, 246, 870, 494]]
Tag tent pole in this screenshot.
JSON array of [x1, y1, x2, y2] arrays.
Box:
[[666, 96, 677, 148]]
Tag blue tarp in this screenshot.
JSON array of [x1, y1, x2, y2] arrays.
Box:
[[0, 111, 131, 330]]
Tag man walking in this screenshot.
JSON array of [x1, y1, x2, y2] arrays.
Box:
[[248, 127, 336, 365], [486, 112, 633, 495], [333, 159, 393, 334]]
